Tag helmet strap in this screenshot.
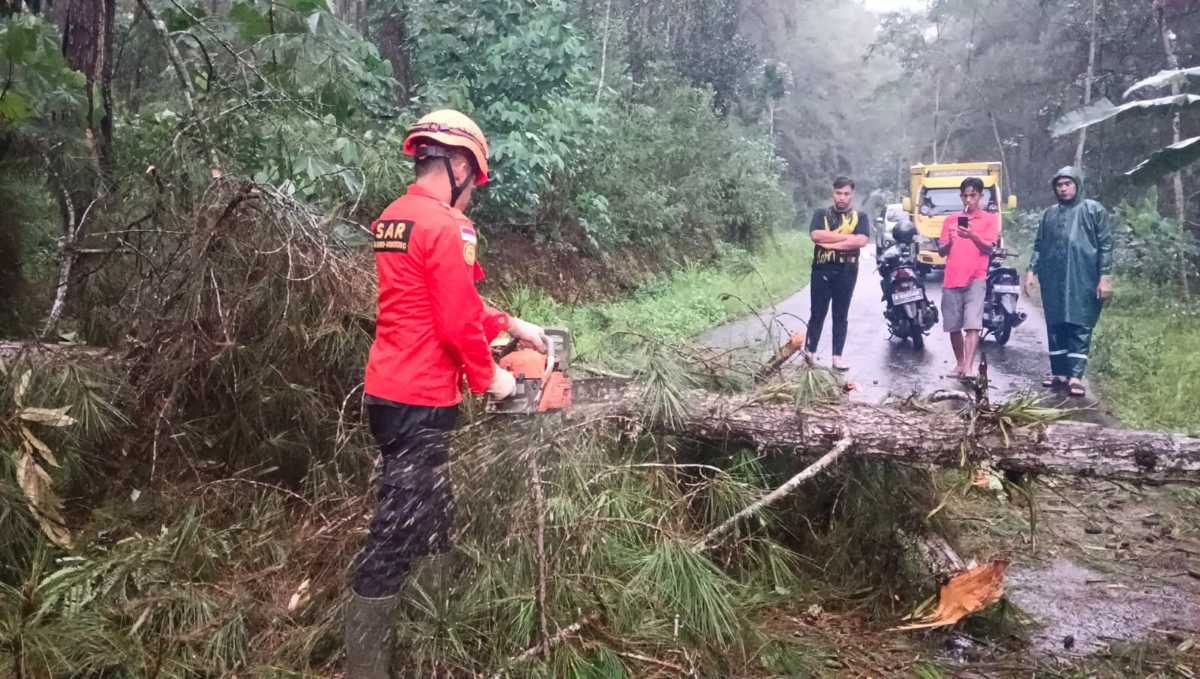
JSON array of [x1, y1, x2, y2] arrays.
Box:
[[415, 142, 471, 207], [443, 156, 468, 208]]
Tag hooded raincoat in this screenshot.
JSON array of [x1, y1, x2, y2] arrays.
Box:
[[1029, 167, 1113, 328]]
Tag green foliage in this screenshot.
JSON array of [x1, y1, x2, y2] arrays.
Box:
[[117, 4, 402, 207], [0, 360, 129, 571], [1114, 194, 1199, 286], [779, 461, 946, 613], [0, 493, 343, 677], [0, 16, 85, 137], [497, 231, 813, 365], [1051, 61, 1200, 182], [574, 82, 793, 250], [1091, 279, 1200, 432], [408, 0, 598, 216]]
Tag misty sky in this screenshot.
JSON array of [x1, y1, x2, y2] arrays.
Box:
[[863, 0, 925, 12]]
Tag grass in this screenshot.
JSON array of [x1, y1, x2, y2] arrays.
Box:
[[1090, 279, 1200, 432], [495, 230, 813, 363]]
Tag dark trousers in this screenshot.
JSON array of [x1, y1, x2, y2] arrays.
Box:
[[806, 265, 858, 356], [1046, 322, 1094, 379], [351, 403, 458, 598]]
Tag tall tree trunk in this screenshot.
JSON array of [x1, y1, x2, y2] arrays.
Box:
[[44, 0, 117, 337], [60, 0, 116, 187], [989, 112, 1012, 199], [372, 5, 413, 104], [931, 76, 941, 163], [1074, 0, 1098, 171], [594, 0, 612, 103], [1156, 3, 1190, 297]]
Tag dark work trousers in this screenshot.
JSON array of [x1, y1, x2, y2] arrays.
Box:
[[805, 265, 859, 356], [1046, 322, 1094, 379], [351, 403, 458, 598]]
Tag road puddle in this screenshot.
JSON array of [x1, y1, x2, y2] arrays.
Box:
[[1007, 557, 1200, 655]]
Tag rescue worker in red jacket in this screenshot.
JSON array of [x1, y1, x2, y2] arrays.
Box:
[[344, 109, 547, 679]]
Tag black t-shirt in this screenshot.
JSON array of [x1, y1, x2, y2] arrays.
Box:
[[810, 208, 870, 267]]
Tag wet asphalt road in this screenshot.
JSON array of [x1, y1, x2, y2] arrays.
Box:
[[699, 250, 1055, 404]]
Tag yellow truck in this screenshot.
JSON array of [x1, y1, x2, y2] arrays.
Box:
[[901, 162, 1017, 274]]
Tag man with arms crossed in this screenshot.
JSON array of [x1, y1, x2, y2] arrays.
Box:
[[939, 177, 999, 379], [805, 176, 870, 371]]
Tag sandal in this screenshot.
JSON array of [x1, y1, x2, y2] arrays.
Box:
[[1042, 376, 1067, 389], [1068, 382, 1086, 397]]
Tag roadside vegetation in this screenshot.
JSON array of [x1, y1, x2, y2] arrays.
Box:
[[1092, 283, 1200, 432], [1086, 197, 1199, 431], [499, 230, 813, 362]]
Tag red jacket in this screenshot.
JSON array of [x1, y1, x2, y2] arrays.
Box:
[[365, 183, 509, 406]]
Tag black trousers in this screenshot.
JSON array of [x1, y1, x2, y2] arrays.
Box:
[[351, 403, 458, 598], [1046, 322, 1094, 379], [806, 265, 858, 356]]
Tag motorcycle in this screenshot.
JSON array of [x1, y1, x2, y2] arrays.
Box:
[[877, 221, 939, 349], [982, 248, 1027, 345]]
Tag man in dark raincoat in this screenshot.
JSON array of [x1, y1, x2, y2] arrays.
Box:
[[1024, 167, 1114, 397]]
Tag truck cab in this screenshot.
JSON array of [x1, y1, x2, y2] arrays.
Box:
[[902, 162, 1017, 275]]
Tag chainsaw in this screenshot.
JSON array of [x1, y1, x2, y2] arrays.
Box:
[[486, 327, 573, 414]]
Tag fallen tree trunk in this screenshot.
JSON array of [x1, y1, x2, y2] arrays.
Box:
[[4, 346, 1198, 483], [570, 380, 1200, 484]]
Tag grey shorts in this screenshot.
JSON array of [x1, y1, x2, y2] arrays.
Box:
[[942, 278, 986, 332]]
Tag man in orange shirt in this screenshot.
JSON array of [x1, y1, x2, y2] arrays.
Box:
[[939, 177, 1000, 379], [344, 110, 547, 679]]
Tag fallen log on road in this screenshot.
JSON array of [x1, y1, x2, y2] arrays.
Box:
[[569, 380, 1200, 484]]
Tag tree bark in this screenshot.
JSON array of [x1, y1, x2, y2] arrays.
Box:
[[1074, 0, 1098, 171], [594, 0, 612, 104], [3, 355, 1198, 484], [1156, 3, 1190, 296], [569, 380, 1200, 484], [988, 112, 1012, 198], [59, 0, 115, 184], [371, 5, 413, 104], [931, 77, 941, 163]]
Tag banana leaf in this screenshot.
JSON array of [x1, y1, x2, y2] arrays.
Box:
[[1049, 94, 1200, 138], [1124, 136, 1200, 185], [1123, 66, 1200, 99]]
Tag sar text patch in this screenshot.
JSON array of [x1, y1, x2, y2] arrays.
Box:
[[372, 220, 415, 252]]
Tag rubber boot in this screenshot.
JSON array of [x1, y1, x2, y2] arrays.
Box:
[[343, 590, 398, 679]]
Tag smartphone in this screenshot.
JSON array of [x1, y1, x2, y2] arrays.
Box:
[[957, 216, 969, 229]]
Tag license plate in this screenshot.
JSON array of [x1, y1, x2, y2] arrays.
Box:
[[892, 289, 923, 305], [992, 284, 1021, 294]]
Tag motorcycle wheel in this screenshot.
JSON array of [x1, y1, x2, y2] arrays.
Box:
[[910, 330, 924, 350], [993, 324, 1012, 346]]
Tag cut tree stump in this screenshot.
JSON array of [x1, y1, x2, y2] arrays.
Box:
[[570, 380, 1200, 484]]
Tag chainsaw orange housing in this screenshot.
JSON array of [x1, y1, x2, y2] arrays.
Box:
[[498, 349, 547, 379], [538, 372, 572, 412], [497, 348, 572, 412]]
